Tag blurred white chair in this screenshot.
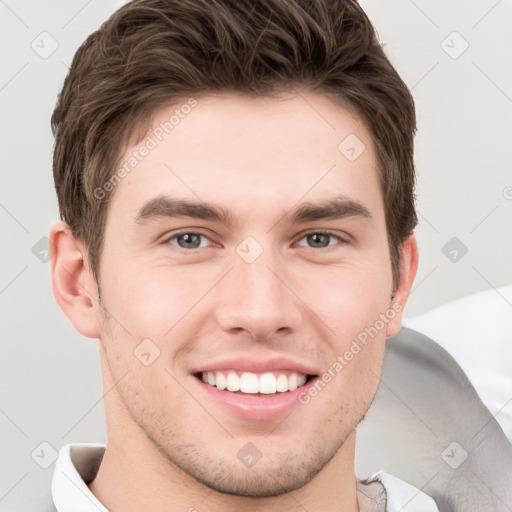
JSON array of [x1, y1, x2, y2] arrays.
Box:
[[356, 325, 512, 511], [404, 284, 512, 441]]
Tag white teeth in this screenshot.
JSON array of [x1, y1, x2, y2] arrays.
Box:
[[259, 373, 277, 394], [276, 374, 288, 392], [240, 372, 259, 393], [200, 370, 309, 394], [215, 372, 227, 390], [226, 371, 240, 392]]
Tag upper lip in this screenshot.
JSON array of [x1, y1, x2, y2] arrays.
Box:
[[191, 355, 320, 376]]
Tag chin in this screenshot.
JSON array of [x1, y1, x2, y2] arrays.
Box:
[[188, 459, 324, 497], [160, 438, 343, 498]]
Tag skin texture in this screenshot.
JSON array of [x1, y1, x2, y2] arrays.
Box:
[[50, 91, 418, 512]]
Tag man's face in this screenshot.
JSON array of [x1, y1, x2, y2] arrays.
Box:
[[95, 91, 397, 496]]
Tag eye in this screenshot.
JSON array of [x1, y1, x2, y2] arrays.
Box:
[[166, 231, 213, 250], [295, 231, 347, 249], [163, 230, 347, 251]]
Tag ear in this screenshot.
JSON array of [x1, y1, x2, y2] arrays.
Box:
[[385, 235, 419, 338], [49, 221, 100, 338]]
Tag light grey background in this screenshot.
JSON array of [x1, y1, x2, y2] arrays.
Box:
[[1, 0, 511, 509]]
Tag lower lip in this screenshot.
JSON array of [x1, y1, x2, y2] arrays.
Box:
[[191, 375, 318, 422]]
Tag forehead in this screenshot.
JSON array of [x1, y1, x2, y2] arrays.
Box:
[[108, 91, 383, 226]]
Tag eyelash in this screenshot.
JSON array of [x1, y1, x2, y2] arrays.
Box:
[[163, 230, 348, 251]]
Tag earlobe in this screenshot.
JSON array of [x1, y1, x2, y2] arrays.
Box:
[[385, 235, 419, 338], [49, 221, 100, 339]]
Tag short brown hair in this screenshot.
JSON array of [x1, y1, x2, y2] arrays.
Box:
[[52, 0, 417, 291]]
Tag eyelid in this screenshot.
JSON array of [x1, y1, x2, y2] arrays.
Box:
[[294, 229, 350, 247], [162, 228, 349, 250], [163, 229, 217, 247]]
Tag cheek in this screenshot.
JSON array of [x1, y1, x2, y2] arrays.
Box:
[[297, 258, 391, 397], [297, 334, 385, 437], [100, 259, 207, 338], [295, 259, 393, 339]]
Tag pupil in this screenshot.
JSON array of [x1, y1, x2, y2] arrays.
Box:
[[309, 233, 328, 248], [180, 233, 200, 248]]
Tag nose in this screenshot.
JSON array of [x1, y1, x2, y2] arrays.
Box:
[[216, 247, 302, 341]]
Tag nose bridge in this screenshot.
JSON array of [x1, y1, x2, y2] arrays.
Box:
[[216, 240, 301, 340]]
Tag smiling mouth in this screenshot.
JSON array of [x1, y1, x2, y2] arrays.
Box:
[[195, 370, 315, 395]]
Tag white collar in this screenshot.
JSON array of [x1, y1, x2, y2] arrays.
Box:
[[52, 443, 108, 512], [51, 443, 438, 512], [364, 471, 439, 512]]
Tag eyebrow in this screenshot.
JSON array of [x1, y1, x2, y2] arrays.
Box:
[[135, 195, 372, 227]]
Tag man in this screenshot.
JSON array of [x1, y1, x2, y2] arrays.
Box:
[[48, 0, 439, 510]]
